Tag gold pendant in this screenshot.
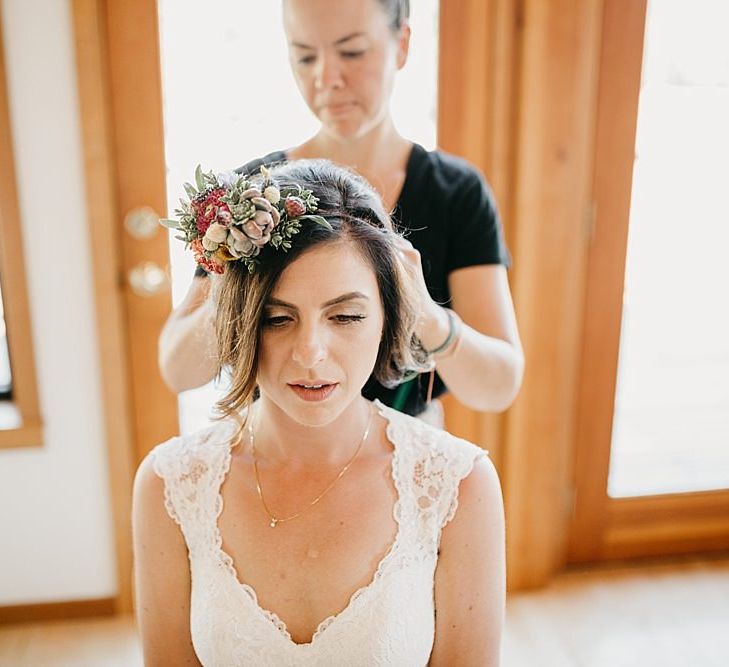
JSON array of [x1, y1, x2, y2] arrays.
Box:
[[269, 518, 278, 528]]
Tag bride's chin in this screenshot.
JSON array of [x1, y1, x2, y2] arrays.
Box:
[[261, 396, 345, 429]]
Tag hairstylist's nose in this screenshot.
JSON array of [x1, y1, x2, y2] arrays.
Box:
[[291, 322, 327, 369], [314, 53, 343, 91]]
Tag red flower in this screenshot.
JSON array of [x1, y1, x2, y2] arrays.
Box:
[[192, 188, 230, 236], [191, 238, 224, 274]]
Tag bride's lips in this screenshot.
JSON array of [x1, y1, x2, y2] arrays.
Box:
[[288, 381, 339, 402]]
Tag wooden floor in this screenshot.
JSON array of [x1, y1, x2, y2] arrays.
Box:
[[504, 555, 729, 666], [1, 555, 727, 666]]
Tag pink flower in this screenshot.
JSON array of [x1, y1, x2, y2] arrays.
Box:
[[242, 210, 275, 242], [251, 232, 271, 248], [242, 219, 264, 240], [254, 210, 274, 233], [284, 196, 306, 218]]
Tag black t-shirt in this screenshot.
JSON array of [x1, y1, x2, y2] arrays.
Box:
[[194, 143, 511, 416]]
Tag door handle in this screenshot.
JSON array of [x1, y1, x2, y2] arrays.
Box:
[[128, 261, 168, 297]]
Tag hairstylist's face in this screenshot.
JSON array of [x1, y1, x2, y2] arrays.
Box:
[[257, 242, 384, 427], [283, 0, 409, 140]]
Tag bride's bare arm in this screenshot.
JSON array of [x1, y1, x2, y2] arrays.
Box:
[[429, 455, 506, 666], [158, 276, 218, 392], [132, 455, 202, 666]]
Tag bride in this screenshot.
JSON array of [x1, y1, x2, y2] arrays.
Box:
[[133, 160, 505, 665]]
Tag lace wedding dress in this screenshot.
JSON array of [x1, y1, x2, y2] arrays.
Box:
[[151, 399, 487, 666]]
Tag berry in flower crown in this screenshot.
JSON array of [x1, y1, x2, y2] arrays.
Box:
[[160, 165, 331, 274]]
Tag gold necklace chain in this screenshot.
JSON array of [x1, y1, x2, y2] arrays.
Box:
[[250, 405, 373, 528]]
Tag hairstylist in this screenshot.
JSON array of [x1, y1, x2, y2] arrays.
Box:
[[159, 0, 524, 419]]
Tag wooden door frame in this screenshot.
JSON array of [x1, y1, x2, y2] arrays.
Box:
[[568, 0, 729, 563], [71, 0, 177, 614], [438, 0, 521, 480]]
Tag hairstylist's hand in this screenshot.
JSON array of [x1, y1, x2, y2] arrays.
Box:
[[394, 236, 450, 352]]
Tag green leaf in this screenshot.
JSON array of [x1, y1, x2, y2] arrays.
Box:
[[298, 214, 332, 229], [194, 164, 205, 192], [160, 218, 180, 229], [183, 182, 197, 199]]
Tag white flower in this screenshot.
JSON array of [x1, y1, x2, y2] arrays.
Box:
[[240, 187, 262, 200], [216, 170, 238, 188], [263, 185, 281, 205], [202, 236, 219, 251], [205, 222, 228, 244]]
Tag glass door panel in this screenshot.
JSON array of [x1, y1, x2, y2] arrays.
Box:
[[608, 0, 729, 497]]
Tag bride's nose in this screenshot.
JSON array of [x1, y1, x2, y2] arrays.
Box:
[[291, 320, 328, 368]]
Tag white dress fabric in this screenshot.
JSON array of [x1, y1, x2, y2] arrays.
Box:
[[151, 399, 488, 666]]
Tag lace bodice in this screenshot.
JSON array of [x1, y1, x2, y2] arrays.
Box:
[[151, 400, 487, 666]]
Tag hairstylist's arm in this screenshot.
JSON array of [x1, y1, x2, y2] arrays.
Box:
[[397, 239, 524, 412], [158, 275, 218, 392]]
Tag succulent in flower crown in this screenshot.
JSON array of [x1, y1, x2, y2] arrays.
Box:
[[160, 165, 331, 274]]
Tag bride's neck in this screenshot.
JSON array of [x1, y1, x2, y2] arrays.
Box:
[[249, 396, 373, 469]]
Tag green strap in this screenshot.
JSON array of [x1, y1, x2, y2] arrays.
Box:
[[391, 378, 416, 412]]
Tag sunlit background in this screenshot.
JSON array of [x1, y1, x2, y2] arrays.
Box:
[[608, 0, 729, 496]]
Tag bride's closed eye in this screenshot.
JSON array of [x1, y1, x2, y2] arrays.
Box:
[[263, 315, 293, 328], [331, 314, 366, 324], [262, 313, 367, 328]]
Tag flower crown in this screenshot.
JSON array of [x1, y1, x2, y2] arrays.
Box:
[[161, 165, 331, 274]]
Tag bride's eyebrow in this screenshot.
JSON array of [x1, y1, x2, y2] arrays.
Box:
[[266, 292, 369, 311]]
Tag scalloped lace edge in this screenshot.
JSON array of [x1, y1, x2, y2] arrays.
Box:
[[441, 448, 488, 529]]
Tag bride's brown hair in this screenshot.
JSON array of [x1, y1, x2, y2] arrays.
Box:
[[213, 159, 430, 425]]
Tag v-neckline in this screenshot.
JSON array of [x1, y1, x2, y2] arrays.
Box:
[[213, 399, 404, 648]]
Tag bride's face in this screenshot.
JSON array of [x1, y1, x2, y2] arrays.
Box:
[[256, 241, 384, 426]]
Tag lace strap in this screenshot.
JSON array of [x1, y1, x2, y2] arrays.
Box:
[[375, 401, 489, 551], [150, 423, 235, 546], [437, 437, 488, 529]]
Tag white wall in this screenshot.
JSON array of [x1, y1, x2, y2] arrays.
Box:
[[0, 0, 116, 604]]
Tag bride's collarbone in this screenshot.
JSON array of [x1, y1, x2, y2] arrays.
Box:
[[216, 455, 399, 623]]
